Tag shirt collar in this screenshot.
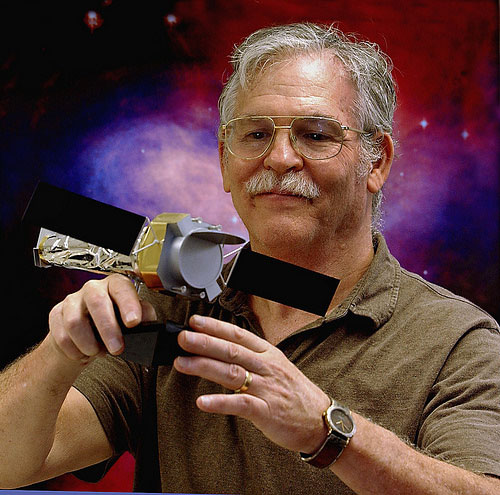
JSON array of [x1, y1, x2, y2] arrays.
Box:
[[324, 233, 400, 328], [218, 232, 400, 331]]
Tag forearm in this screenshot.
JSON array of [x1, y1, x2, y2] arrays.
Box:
[[331, 413, 500, 495], [0, 335, 87, 488]]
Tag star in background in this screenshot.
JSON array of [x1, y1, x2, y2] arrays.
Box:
[[83, 10, 104, 33], [164, 14, 178, 27], [419, 118, 429, 130]]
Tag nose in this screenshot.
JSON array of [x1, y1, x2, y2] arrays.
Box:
[[262, 128, 303, 174]]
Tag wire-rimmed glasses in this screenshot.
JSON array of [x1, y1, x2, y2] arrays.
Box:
[[220, 115, 368, 160]]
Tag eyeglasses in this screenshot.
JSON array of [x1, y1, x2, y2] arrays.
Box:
[[220, 116, 368, 160]]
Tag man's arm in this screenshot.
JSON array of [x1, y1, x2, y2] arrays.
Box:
[[174, 315, 500, 495], [0, 338, 112, 488], [0, 274, 153, 489], [332, 413, 500, 495]]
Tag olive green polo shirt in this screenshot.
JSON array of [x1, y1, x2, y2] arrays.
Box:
[[74, 234, 500, 494]]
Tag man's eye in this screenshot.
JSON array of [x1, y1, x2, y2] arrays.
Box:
[[304, 132, 331, 141], [245, 131, 269, 140]]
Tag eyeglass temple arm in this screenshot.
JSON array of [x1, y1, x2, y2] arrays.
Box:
[[342, 125, 372, 135]]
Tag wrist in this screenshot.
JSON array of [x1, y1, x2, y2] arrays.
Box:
[[40, 335, 92, 384], [301, 395, 331, 455], [300, 397, 356, 469]]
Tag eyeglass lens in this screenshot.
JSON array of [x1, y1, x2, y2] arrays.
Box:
[[225, 117, 345, 159]]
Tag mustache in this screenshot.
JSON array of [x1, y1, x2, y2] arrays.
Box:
[[245, 169, 320, 199]]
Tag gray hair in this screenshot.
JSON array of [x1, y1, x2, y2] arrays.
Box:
[[218, 22, 397, 230]]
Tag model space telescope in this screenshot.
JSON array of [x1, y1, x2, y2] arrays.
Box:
[[24, 182, 339, 365]]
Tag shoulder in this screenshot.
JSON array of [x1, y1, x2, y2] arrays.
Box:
[[397, 266, 499, 332], [352, 234, 498, 336]]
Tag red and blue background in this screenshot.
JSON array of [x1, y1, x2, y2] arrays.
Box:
[[0, 0, 498, 491]]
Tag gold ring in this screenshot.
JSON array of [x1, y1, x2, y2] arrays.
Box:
[[234, 370, 252, 394]]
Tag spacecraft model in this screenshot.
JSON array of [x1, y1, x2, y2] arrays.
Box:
[[24, 182, 340, 365]]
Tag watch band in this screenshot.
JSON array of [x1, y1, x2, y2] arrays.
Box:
[[300, 429, 347, 468], [300, 398, 354, 469]]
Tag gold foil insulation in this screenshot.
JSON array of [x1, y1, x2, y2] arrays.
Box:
[[135, 213, 188, 290]]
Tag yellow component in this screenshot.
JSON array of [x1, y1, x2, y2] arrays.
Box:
[[136, 213, 188, 290]]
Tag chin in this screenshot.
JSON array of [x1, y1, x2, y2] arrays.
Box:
[[248, 220, 318, 254]]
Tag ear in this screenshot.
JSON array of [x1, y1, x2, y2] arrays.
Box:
[[218, 140, 231, 193], [367, 133, 394, 194]]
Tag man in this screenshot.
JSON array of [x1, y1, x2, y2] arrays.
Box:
[[1, 23, 499, 494]]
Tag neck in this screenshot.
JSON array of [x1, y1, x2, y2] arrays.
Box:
[[248, 227, 375, 344]]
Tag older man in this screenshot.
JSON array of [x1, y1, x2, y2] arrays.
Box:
[[1, 23, 499, 494]]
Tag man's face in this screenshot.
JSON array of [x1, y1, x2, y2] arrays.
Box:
[[219, 53, 373, 254]]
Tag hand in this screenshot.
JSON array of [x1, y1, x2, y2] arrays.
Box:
[[174, 315, 331, 454], [48, 274, 156, 363]]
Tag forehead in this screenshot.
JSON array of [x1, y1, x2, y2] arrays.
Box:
[[234, 52, 357, 120]]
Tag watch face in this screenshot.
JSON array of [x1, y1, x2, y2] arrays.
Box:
[[328, 408, 354, 436]]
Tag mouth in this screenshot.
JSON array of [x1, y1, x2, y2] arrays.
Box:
[[260, 189, 296, 195], [254, 190, 312, 200]]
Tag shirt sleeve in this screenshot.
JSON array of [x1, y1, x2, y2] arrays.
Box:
[[417, 326, 500, 476], [72, 354, 147, 457]]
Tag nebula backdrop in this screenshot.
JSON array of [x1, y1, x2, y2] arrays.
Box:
[[0, 0, 498, 491]]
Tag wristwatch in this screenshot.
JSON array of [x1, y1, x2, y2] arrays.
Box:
[[300, 398, 356, 468]]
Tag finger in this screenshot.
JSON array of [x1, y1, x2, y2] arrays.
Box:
[[60, 293, 103, 357], [177, 330, 265, 374], [49, 302, 97, 361], [107, 274, 143, 327], [196, 393, 265, 422], [189, 315, 268, 353], [140, 299, 157, 323], [174, 355, 257, 392], [82, 279, 124, 355]]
